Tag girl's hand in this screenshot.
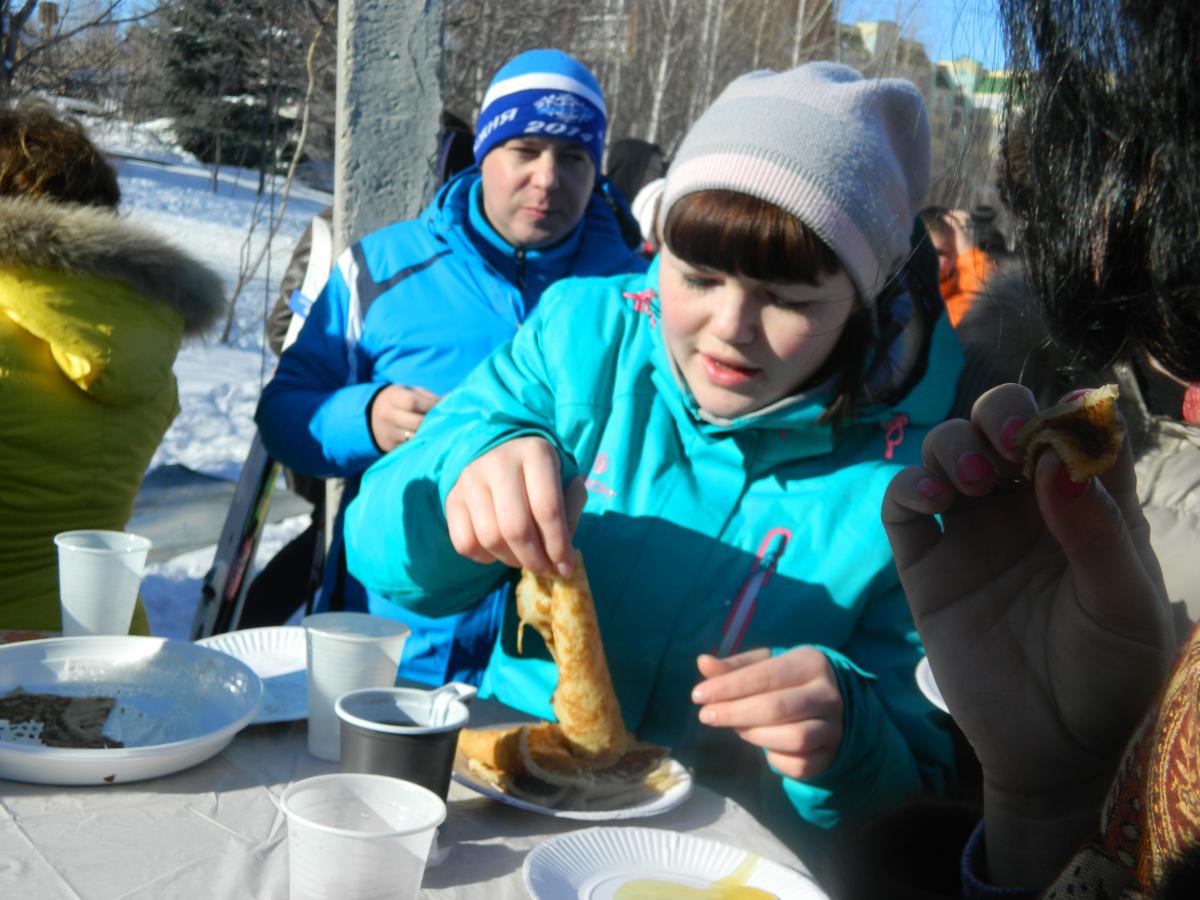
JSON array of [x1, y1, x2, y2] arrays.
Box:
[[881, 382, 1175, 885], [692, 647, 844, 781], [444, 436, 586, 577]]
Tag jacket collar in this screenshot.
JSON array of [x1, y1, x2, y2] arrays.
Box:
[[428, 168, 641, 313]]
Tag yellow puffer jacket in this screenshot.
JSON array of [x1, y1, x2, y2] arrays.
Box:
[[0, 197, 225, 630]]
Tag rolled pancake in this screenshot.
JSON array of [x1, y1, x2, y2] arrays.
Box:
[[515, 551, 631, 766], [456, 724, 525, 775], [1017, 384, 1125, 480]]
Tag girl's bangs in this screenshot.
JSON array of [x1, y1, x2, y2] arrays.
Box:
[[662, 190, 840, 283]]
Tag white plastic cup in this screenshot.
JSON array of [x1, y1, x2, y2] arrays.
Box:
[[54, 530, 152, 636], [302, 612, 410, 761], [281, 772, 445, 900]]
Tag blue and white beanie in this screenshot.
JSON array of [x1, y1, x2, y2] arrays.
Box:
[[473, 49, 607, 171]]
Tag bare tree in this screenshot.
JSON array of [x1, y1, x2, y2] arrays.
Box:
[[1, 0, 163, 98], [220, 2, 337, 343]]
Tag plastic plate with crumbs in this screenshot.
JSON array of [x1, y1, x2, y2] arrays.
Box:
[[0, 636, 261, 785]]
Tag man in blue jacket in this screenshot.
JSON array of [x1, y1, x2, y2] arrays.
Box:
[[255, 49, 646, 686]]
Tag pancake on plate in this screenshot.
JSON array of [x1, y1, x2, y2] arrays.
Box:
[[458, 552, 679, 811]]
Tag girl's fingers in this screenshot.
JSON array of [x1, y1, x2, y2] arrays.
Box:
[[692, 649, 828, 705], [696, 680, 840, 729], [446, 483, 503, 566], [695, 648, 772, 681], [521, 449, 573, 577], [488, 467, 553, 576]]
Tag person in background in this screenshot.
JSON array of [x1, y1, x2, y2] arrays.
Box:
[[920, 206, 995, 328], [242, 113, 478, 629], [255, 50, 646, 686], [0, 101, 225, 632], [605, 137, 667, 248], [864, 0, 1200, 897], [605, 137, 667, 206], [345, 62, 961, 859]]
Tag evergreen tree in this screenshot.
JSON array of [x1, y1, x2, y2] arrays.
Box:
[[153, 0, 307, 176]]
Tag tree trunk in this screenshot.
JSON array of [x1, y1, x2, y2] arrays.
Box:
[[791, 0, 810, 67], [645, 0, 677, 145]]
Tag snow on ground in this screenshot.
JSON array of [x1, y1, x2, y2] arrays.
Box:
[[99, 119, 332, 639]]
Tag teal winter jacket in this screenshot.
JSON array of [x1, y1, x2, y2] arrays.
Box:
[[345, 258, 963, 840]]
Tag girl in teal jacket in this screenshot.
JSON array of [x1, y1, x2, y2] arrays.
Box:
[[346, 63, 963, 846]]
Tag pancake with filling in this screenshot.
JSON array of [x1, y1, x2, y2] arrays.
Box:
[[1017, 384, 1124, 481]]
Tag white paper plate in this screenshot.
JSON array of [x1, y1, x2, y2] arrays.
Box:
[[197, 626, 307, 724], [0, 636, 262, 785], [916, 656, 948, 713], [524, 826, 827, 899], [451, 724, 693, 821]]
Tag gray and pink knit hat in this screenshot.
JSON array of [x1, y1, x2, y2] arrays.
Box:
[[659, 62, 931, 303]]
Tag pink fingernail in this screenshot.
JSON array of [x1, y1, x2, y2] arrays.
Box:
[[1000, 416, 1027, 452], [956, 451, 996, 484], [1062, 388, 1091, 403], [1054, 463, 1089, 498], [917, 478, 946, 499], [691, 687, 708, 704]]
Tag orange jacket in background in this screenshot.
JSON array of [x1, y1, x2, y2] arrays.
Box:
[[940, 247, 994, 327]]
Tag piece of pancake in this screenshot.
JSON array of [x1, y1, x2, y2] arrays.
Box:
[[1017, 384, 1125, 481], [455, 724, 525, 775], [514, 551, 631, 766]]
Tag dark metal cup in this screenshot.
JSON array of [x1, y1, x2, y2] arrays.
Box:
[[335, 687, 471, 799]]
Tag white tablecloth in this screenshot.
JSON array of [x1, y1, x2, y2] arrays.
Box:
[[0, 717, 814, 899]]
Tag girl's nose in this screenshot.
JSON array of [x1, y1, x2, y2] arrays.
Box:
[[709, 287, 756, 344]]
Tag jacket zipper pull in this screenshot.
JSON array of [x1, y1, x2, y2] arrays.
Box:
[[882, 413, 908, 460], [514, 248, 526, 291]]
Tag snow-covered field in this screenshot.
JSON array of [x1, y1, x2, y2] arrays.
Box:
[[92, 116, 333, 639]]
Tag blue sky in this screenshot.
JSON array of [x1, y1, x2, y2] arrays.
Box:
[[838, 0, 1007, 69]]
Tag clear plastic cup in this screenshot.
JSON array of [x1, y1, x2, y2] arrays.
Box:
[[54, 530, 152, 636], [281, 773, 445, 900], [302, 612, 410, 761]]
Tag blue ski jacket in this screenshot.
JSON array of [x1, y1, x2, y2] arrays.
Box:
[[255, 167, 645, 685], [344, 257, 963, 840]]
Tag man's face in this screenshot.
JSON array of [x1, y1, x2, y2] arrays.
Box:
[[479, 136, 595, 248]]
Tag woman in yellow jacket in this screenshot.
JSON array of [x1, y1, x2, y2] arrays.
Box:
[[0, 103, 225, 631]]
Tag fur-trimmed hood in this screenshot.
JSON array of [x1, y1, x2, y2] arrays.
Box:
[[0, 195, 225, 336]]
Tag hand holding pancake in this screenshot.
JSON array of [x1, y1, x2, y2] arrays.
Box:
[[445, 436, 587, 577], [693, 647, 843, 781], [880, 382, 1175, 886]]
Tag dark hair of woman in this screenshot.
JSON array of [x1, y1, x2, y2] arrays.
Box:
[[0, 101, 120, 208], [999, 0, 1200, 382], [661, 189, 877, 427]]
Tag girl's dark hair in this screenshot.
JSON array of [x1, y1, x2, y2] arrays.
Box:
[[0, 101, 120, 208], [999, 0, 1200, 381], [661, 190, 877, 426]]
